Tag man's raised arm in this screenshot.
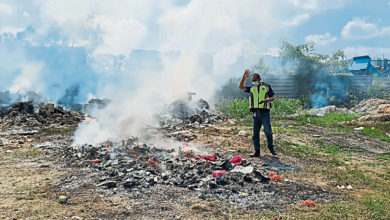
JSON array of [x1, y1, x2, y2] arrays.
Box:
[[239, 69, 250, 92]]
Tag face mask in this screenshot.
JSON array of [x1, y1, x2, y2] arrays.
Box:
[[252, 81, 259, 86]]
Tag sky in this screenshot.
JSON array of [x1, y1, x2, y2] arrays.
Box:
[[1, 0, 389, 144], [1, 0, 390, 102]]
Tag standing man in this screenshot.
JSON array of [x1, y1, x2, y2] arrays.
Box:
[[239, 69, 277, 157]]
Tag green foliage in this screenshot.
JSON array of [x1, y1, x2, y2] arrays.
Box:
[[295, 112, 360, 126], [216, 97, 303, 125], [366, 81, 390, 99], [271, 97, 303, 119], [360, 128, 390, 142], [297, 145, 309, 153], [216, 98, 252, 125], [364, 196, 387, 216], [252, 57, 270, 75], [279, 40, 349, 103], [378, 155, 390, 161], [325, 145, 341, 155]]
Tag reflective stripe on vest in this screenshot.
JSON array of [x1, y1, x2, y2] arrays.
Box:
[[249, 85, 271, 110]]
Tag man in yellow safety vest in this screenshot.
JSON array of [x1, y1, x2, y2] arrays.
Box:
[[239, 69, 277, 157]]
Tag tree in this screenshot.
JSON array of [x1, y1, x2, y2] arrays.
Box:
[[279, 40, 349, 104], [252, 57, 270, 75]]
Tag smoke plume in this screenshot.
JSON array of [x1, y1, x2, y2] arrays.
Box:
[[0, 0, 350, 144]]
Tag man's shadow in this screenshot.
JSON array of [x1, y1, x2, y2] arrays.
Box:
[[260, 156, 298, 171]]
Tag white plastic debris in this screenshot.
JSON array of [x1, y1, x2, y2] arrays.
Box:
[[337, 185, 345, 189], [231, 166, 253, 174], [347, 185, 353, 190], [237, 130, 247, 136], [354, 127, 364, 131]]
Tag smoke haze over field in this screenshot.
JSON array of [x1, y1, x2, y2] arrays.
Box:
[[2, 0, 385, 144]]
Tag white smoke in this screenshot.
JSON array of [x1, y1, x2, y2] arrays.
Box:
[[0, 0, 349, 145]]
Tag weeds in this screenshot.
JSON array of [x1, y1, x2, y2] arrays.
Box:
[[360, 127, 390, 142], [325, 145, 341, 155], [295, 112, 360, 126], [216, 97, 303, 125]]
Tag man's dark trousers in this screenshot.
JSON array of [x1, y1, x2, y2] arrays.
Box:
[[252, 109, 273, 152]]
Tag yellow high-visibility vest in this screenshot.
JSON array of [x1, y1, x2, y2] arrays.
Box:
[[249, 84, 272, 111]]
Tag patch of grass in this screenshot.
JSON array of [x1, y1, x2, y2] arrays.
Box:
[[14, 149, 45, 157], [296, 145, 309, 153], [360, 127, 390, 142], [314, 139, 324, 146], [216, 98, 252, 125], [295, 112, 360, 127], [364, 196, 387, 216], [271, 97, 303, 119], [329, 158, 345, 167], [216, 97, 303, 125], [25, 149, 44, 157], [261, 198, 390, 219], [273, 127, 300, 135], [325, 145, 341, 155], [378, 155, 390, 161]]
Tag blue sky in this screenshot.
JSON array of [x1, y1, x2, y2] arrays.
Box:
[[1, 0, 390, 103]]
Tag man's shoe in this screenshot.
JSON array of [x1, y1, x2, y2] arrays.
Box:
[[249, 150, 260, 157], [269, 146, 278, 156]]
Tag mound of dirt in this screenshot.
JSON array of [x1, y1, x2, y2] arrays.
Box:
[[351, 98, 390, 114]]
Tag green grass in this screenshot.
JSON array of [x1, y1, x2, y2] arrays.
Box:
[[295, 112, 360, 126], [360, 127, 390, 142], [271, 97, 303, 119], [216, 97, 303, 125], [325, 145, 341, 155], [216, 98, 252, 125], [364, 196, 387, 216], [25, 149, 44, 157], [378, 155, 390, 161]]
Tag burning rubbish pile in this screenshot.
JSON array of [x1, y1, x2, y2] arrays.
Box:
[[0, 102, 84, 132], [49, 138, 336, 210], [158, 99, 225, 141]]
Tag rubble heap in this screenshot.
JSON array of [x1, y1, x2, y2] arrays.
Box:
[[351, 98, 390, 114], [158, 99, 225, 141], [50, 139, 336, 210], [0, 102, 84, 132]]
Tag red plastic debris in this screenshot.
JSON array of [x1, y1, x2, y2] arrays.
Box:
[[91, 159, 101, 164], [145, 158, 159, 166], [268, 172, 283, 181], [184, 152, 192, 158], [212, 170, 227, 178], [230, 155, 243, 165], [22, 136, 28, 140], [192, 154, 216, 161], [300, 200, 316, 207]]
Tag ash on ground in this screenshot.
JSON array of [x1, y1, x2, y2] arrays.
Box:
[[48, 138, 337, 211]]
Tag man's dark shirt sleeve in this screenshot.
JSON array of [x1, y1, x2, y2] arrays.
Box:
[[245, 86, 275, 97], [268, 86, 275, 97]]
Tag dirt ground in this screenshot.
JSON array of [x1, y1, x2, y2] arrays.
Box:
[[1, 118, 390, 219]]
